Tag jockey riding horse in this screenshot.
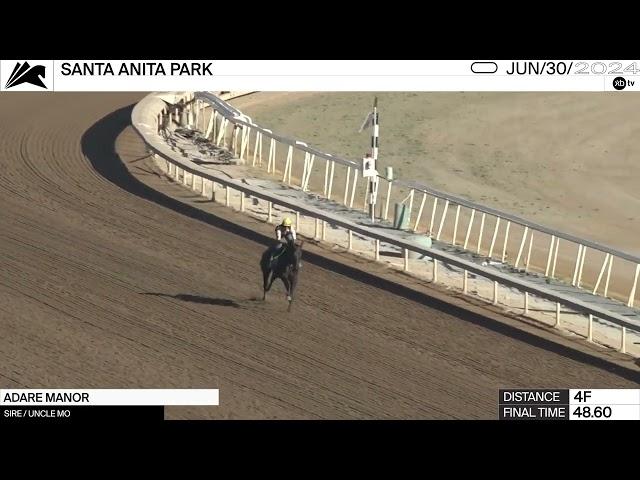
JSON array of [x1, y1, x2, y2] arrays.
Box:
[[261, 217, 302, 311]]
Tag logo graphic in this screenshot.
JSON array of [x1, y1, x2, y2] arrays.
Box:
[[613, 77, 626, 91], [5, 61, 47, 89]]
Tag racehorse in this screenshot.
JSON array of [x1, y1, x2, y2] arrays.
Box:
[[260, 235, 303, 312]]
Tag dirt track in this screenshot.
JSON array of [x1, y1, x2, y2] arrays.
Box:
[[0, 93, 638, 420]]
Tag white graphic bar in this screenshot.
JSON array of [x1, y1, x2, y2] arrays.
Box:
[[0, 389, 219, 406], [1, 60, 639, 91], [53, 60, 640, 76], [569, 404, 640, 421], [569, 389, 640, 406]]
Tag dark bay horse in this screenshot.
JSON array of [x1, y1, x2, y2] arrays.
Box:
[[260, 236, 303, 311]]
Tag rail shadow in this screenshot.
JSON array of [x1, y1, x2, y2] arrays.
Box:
[[81, 104, 640, 384]]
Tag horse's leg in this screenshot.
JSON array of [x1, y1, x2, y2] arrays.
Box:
[[286, 271, 300, 313], [289, 270, 298, 301], [280, 276, 291, 302], [262, 268, 273, 301], [266, 272, 277, 291], [287, 274, 295, 312]]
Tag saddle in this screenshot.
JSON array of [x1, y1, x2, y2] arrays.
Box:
[[269, 238, 295, 270]]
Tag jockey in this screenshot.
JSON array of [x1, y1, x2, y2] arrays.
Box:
[[275, 217, 296, 246], [271, 217, 302, 268]]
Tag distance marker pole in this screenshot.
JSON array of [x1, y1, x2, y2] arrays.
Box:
[[370, 97, 378, 223]]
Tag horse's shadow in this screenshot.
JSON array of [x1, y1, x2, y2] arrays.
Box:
[[140, 292, 241, 308]]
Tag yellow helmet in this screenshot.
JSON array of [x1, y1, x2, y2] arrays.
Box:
[[282, 217, 292, 227]]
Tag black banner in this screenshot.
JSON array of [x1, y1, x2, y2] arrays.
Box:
[[0, 406, 164, 424], [499, 389, 569, 420], [500, 389, 569, 405]]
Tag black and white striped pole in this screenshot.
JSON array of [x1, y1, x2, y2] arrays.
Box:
[[371, 97, 379, 160], [370, 97, 379, 222], [360, 96, 380, 223]]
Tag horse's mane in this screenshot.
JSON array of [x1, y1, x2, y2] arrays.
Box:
[[281, 241, 302, 272]]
